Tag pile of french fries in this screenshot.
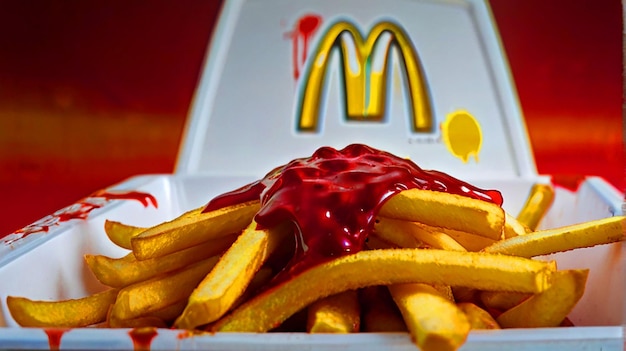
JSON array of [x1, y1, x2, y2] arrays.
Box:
[[7, 175, 625, 351]]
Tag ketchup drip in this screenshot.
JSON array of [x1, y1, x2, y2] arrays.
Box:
[[44, 328, 69, 351], [203, 144, 502, 281], [128, 327, 158, 351], [4, 189, 157, 244]]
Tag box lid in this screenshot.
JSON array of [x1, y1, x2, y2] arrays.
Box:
[[176, 0, 536, 181]]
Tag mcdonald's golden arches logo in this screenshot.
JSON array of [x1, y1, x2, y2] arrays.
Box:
[[296, 20, 434, 133]]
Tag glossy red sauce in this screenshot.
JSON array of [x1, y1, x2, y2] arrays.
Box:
[[44, 328, 69, 351], [128, 327, 158, 351], [4, 190, 157, 245], [204, 144, 502, 281]]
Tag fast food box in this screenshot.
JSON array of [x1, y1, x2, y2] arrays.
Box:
[[0, 0, 624, 349]]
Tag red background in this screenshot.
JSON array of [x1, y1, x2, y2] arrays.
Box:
[[0, 0, 623, 236]]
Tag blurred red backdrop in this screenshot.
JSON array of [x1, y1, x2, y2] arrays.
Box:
[[0, 0, 623, 235]]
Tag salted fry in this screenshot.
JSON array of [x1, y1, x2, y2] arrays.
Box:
[[456, 302, 500, 330], [86, 233, 237, 288], [108, 315, 168, 328], [504, 213, 529, 238], [7, 288, 118, 328], [517, 183, 555, 231], [174, 221, 286, 329], [480, 290, 531, 311], [131, 200, 260, 260], [104, 220, 146, 250], [379, 189, 505, 240], [497, 270, 589, 328], [483, 216, 626, 258], [108, 300, 187, 328], [214, 249, 554, 333], [442, 229, 496, 252], [375, 217, 465, 251], [373, 218, 425, 248], [307, 290, 360, 333], [389, 283, 470, 351], [110, 256, 219, 320]]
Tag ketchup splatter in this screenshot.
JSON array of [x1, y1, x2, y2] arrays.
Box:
[[44, 328, 69, 351], [3, 190, 157, 245], [284, 14, 322, 80], [203, 144, 502, 281], [128, 327, 158, 351]]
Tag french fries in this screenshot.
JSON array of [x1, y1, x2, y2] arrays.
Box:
[[482, 216, 625, 258], [131, 201, 260, 259], [7, 288, 118, 328], [389, 283, 470, 351], [307, 290, 360, 333], [5, 144, 624, 351]]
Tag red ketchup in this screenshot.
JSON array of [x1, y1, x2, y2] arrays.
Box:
[[203, 144, 502, 282]]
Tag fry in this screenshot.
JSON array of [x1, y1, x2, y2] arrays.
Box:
[[131, 200, 260, 260], [375, 217, 465, 251], [389, 283, 470, 351], [174, 221, 287, 329], [497, 269, 589, 328], [373, 218, 425, 249], [307, 290, 360, 333], [108, 315, 168, 328], [482, 216, 626, 258], [104, 220, 146, 250], [441, 228, 496, 252], [110, 256, 219, 320], [516, 183, 555, 231], [214, 249, 555, 332], [107, 300, 187, 328], [504, 213, 529, 238], [7, 288, 118, 328], [480, 290, 531, 311], [379, 189, 505, 240], [456, 302, 500, 330], [86, 234, 237, 288]]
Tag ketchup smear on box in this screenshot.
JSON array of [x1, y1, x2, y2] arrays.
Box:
[[203, 144, 502, 281]]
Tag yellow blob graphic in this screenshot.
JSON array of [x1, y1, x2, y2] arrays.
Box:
[[441, 110, 482, 163]]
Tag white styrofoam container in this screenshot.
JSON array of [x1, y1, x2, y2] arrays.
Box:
[[0, 0, 624, 349]]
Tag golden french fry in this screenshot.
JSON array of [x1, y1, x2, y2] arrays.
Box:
[[517, 183, 555, 231], [456, 302, 500, 330], [479, 290, 531, 311], [131, 200, 260, 260], [375, 217, 465, 251], [379, 189, 505, 240], [497, 269, 589, 328], [389, 283, 470, 351], [174, 221, 286, 329], [442, 228, 496, 252], [7, 288, 119, 328], [482, 216, 626, 258], [108, 300, 187, 328], [373, 218, 426, 249], [214, 249, 555, 333], [232, 267, 275, 309], [108, 315, 168, 328], [110, 256, 219, 320], [146, 299, 188, 322], [360, 286, 407, 332], [85, 233, 237, 288], [307, 290, 360, 333], [504, 213, 529, 238], [104, 220, 146, 250]]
